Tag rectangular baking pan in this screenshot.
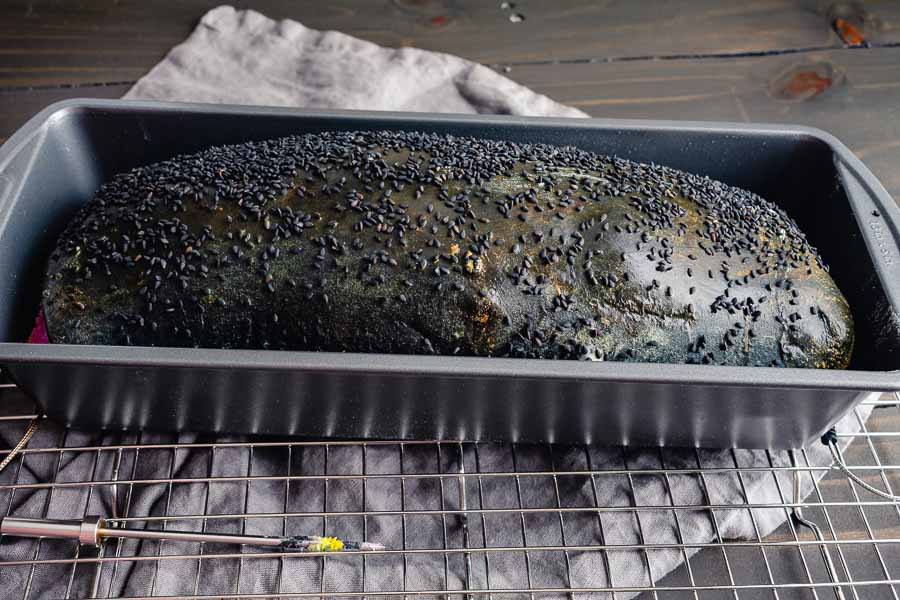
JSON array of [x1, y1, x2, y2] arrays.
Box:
[[0, 99, 898, 449]]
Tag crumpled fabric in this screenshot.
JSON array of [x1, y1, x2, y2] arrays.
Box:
[[0, 5, 872, 598], [124, 5, 586, 118]]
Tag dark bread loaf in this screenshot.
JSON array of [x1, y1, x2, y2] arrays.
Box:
[[42, 130, 853, 367]]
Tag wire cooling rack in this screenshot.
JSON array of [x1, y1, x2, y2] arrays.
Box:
[[1, 381, 899, 600]]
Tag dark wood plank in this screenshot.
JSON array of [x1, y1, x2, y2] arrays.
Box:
[[3, 0, 900, 88], [509, 47, 900, 202]]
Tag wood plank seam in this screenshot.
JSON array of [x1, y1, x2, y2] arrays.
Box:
[[3, 39, 900, 95], [487, 40, 900, 69], [0, 81, 136, 93]]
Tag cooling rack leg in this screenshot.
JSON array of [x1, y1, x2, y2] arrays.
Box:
[[110, 448, 123, 520], [89, 540, 108, 599], [789, 449, 846, 600], [457, 443, 473, 599]]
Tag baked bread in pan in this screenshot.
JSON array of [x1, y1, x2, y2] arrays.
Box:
[[42, 130, 853, 368]]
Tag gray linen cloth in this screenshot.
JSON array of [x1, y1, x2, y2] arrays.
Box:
[[0, 6, 872, 598]]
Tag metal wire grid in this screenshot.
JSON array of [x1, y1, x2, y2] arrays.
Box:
[[0, 386, 899, 600]]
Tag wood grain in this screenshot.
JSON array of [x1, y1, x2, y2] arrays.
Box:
[[509, 47, 900, 201], [2, 0, 900, 88]]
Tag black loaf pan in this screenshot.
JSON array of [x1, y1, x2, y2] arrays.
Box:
[[0, 99, 898, 449]]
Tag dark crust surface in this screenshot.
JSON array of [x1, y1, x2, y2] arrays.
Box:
[[42, 130, 853, 368]]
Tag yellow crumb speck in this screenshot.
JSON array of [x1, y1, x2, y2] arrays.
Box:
[[310, 537, 344, 552]]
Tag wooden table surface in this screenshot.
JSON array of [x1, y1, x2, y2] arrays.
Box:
[[3, 0, 900, 206], [1, 2, 899, 595]]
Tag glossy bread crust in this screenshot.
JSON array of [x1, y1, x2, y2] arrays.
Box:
[[42, 130, 853, 367]]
